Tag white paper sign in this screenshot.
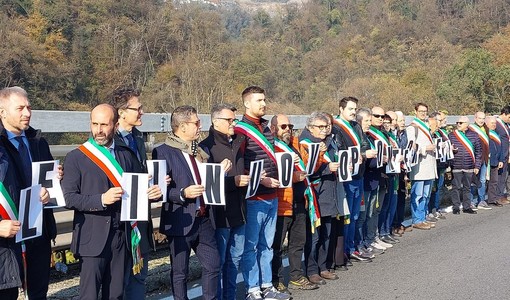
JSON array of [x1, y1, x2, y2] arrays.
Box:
[[246, 160, 264, 198], [375, 140, 384, 168], [446, 140, 454, 160], [147, 160, 167, 203], [120, 173, 149, 221], [434, 138, 443, 160], [349, 146, 361, 176], [198, 163, 225, 205], [386, 148, 401, 174], [306, 143, 321, 175], [337, 150, 352, 182], [276, 153, 294, 188], [16, 184, 43, 243], [31, 160, 65, 208]]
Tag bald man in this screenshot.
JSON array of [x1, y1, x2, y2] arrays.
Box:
[[448, 116, 482, 215], [62, 104, 147, 299]]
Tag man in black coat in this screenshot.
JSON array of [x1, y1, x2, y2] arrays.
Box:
[[199, 103, 250, 300], [62, 104, 162, 299], [0, 86, 54, 300]]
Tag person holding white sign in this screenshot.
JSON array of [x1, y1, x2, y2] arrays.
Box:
[[199, 103, 250, 300], [111, 88, 168, 299], [270, 114, 317, 292], [62, 104, 160, 300], [0, 86, 55, 299], [405, 103, 438, 230], [152, 105, 220, 300]]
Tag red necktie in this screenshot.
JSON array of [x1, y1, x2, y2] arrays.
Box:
[[188, 154, 206, 216]]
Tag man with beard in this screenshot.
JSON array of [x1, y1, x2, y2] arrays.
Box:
[[62, 104, 162, 299], [152, 106, 220, 300], [270, 114, 318, 292], [0, 86, 55, 300], [199, 103, 250, 300]]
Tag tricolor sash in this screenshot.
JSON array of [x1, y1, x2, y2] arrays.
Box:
[[453, 130, 475, 162], [368, 126, 390, 148], [78, 138, 143, 275], [496, 117, 510, 141], [235, 121, 276, 164], [439, 128, 449, 140], [411, 117, 433, 144], [387, 131, 398, 148], [274, 138, 321, 232], [469, 124, 489, 148], [334, 117, 361, 146], [489, 130, 501, 145]]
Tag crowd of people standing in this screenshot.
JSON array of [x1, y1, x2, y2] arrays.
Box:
[[1, 84, 509, 300]]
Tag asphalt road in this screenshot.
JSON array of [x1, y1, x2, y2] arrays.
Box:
[[152, 205, 510, 300]]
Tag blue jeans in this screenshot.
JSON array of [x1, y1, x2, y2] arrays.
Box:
[[343, 179, 363, 254], [242, 199, 277, 293], [379, 175, 398, 236], [471, 163, 487, 205], [216, 225, 245, 300], [430, 168, 445, 212], [410, 180, 433, 224]]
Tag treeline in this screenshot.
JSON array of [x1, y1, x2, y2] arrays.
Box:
[[1, 0, 510, 115]]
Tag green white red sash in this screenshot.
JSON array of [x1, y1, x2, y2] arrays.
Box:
[[453, 130, 475, 162], [411, 117, 433, 143], [274, 138, 321, 232], [439, 128, 449, 140], [387, 131, 398, 148], [235, 121, 276, 164], [368, 126, 390, 148], [469, 124, 489, 148], [78, 138, 143, 275], [334, 117, 361, 146], [496, 117, 510, 141], [0, 182, 28, 297], [489, 130, 501, 145]]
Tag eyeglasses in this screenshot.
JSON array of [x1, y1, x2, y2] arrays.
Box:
[[126, 106, 143, 113], [456, 121, 466, 125], [417, 110, 428, 113], [311, 124, 330, 131], [372, 114, 385, 119], [216, 117, 238, 125], [185, 120, 201, 126], [279, 124, 294, 130]]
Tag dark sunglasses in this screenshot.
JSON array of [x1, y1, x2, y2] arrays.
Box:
[[279, 124, 294, 130], [372, 114, 385, 119], [456, 121, 466, 125], [216, 117, 239, 125]]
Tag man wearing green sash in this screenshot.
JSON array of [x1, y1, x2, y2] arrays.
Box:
[[448, 116, 482, 215]]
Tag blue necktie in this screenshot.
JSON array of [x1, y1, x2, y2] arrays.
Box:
[[126, 133, 138, 156], [16, 136, 32, 183]]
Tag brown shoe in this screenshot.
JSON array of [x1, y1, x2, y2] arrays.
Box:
[[412, 222, 431, 230], [424, 221, 436, 228], [308, 274, 326, 285], [403, 225, 413, 232], [500, 198, 510, 204], [392, 228, 402, 237], [320, 270, 339, 280]]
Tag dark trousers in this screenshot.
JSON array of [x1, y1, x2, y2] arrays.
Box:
[[305, 216, 332, 276], [168, 217, 220, 300], [497, 160, 508, 197], [25, 235, 52, 300], [272, 212, 307, 283], [488, 166, 500, 204], [79, 229, 126, 300], [327, 216, 344, 269], [451, 170, 474, 210], [393, 174, 407, 228], [0, 287, 18, 300]]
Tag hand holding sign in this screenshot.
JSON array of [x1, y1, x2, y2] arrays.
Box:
[[0, 220, 20, 238], [235, 175, 250, 187], [16, 184, 43, 243], [102, 187, 123, 205]]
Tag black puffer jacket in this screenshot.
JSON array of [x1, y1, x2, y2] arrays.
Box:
[[200, 126, 247, 228]]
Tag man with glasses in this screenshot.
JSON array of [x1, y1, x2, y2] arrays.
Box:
[[199, 103, 251, 300], [153, 106, 220, 300], [270, 114, 318, 293], [405, 103, 437, 230], [236, 86, 290, 300], [469, 112, 491, 210], [448, 116, 481, 214], [429, 111, 450, 220]]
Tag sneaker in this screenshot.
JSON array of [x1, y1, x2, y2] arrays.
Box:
[[289, 277, 319, 290], [275, 282, 291, 294], [477, 201, 492, 210], [470, 204, 479, 211], [262, 286, 292, 300], [246, 290, 263, 300], [425, 215, 437, 223], [365, 246, 384, 255], [359, 249, 375, 259], [349, 251, 373, 262], [380, 235, 398, 244], [375, 237, 393, 248], [433, 211, 446, 219], [387, 234, 400, 243], [370, 241, 386, 250]]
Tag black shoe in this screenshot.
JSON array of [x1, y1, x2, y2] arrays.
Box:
[[335, 264, 349, 271], [343, 253, 353, 266], [463, 208, 477, 214], [489, 202, 503, 207], [453, 208, 460, 214], [380, 235, 396, 244], [388, 235, 400, 243], [350, 251, 373, 263]]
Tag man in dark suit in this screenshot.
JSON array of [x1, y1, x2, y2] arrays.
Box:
[[62, 104, 162, 299], [0, 86, 54, 300], [152, 105, 219, 300]]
